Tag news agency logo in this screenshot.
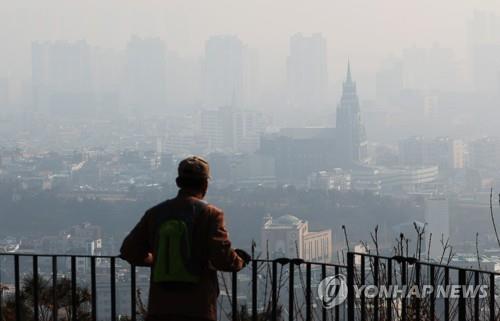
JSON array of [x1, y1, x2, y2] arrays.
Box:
[[317, 274, 490, 309], [317, 274, 348, 308]]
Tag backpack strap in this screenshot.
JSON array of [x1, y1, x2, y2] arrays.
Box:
[[182, 199, 208, 246], [182, 199, 208, 274]]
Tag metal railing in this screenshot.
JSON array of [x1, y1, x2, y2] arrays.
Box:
[[240, 258, 348, 321], [346, 252, 500, 321], [0, 254, 347, 321], [0, 254, 126, 321], [2, 252, 499, 321]]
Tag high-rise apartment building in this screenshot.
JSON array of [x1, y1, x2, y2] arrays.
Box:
[[467, 11, 500, 93], [124, 36, 167, 114], [260, 127, 337, 182], [401, 45, 457, 92], [32, 40, 92, 114], [287, 33, 328, 111], [375, 58, 403, 106], [469, 136, 500, 170], [201, 106, 265, 153], [202, 35, 258, 109], [398, 136, 425, 166], [398, 136, 464, 169]]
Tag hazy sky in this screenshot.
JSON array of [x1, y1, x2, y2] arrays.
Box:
[[2, 0, 500, 86]]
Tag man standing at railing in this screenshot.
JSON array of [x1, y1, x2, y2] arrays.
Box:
[[120, 156, 251, 321]]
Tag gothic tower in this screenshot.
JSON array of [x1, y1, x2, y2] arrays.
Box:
[[336, 62, 368, 166]]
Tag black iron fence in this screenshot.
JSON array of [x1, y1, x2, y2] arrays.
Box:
[[0, 254, 347, 321], [346, 252, 500, 321], [234, 258, 348, 321], [1, 253, 499, 321]]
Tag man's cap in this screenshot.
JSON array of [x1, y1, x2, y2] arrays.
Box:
[[177, 156, 211, 179]]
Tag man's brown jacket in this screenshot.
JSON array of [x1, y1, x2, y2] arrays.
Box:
[[120, 190, 245, 321]]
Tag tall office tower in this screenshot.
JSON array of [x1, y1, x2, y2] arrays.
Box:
[[90, 47, 122, 95], [124, 36, 167, 114], [375, 58, 403, 106], [286, 33, 328, 111], [401, 45, 457, 92], [467, 11, 500, 93], [164, 51, 202, 108], [401, 46, 428, 91], [336, 63, 368, 166], [427, 44, 457, 91], [399, 136, 465, 169], [424, 137, 465, 169], [90, 47, 123, 117], [32, 40, 92, 114], [469, 136, 500, 170], [202, 35, 258, 109], [398, 136, 425, 166], [201, 106, 265, 153]]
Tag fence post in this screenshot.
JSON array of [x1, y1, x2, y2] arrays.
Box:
[[386, 259, 392, 321], [360, 256, 365, 321], [52, 256, 58, 321], [430, 266, 435, 321], [490, 273, 495, 321], [272, 260, 277, 321], [110, 257, 116, 321], [458, 269, 466, 321], [130, 264, 136, 321], [401, 260, 407, 321], [252, 260, 257, 321], [232, 271, 238, 321], [289, 261, 294, 321], [444, 268, 449, 321], [347, 252, 355, 321], [306, 263, 312, 321], [322, 264, 327, 321], [71, 256, 77, 321], [0, 255, 2, 321], [91, 257, 97, 321], [14, 255, 20, 321], [414, 262, 420, 321]]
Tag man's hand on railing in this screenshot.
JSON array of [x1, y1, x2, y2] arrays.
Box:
[[234, 248, 251, 266], [144, 252, 154, 266], [118, 252, 154, 267]]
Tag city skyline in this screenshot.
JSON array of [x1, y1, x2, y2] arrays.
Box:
[[4, 3, 500, 321], [1, 4, 500, 106], [1, 0, 500, 264]]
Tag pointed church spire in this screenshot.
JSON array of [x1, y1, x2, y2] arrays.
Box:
[[346, 59, 352, 83]]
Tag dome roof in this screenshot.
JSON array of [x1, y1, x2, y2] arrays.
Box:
[[274, 215, 302, 225]]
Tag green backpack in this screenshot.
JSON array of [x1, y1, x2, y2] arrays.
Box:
[[152, 200, 206, 284]]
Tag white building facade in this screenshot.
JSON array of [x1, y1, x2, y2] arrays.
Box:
[[261, 215, 332, 262]]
